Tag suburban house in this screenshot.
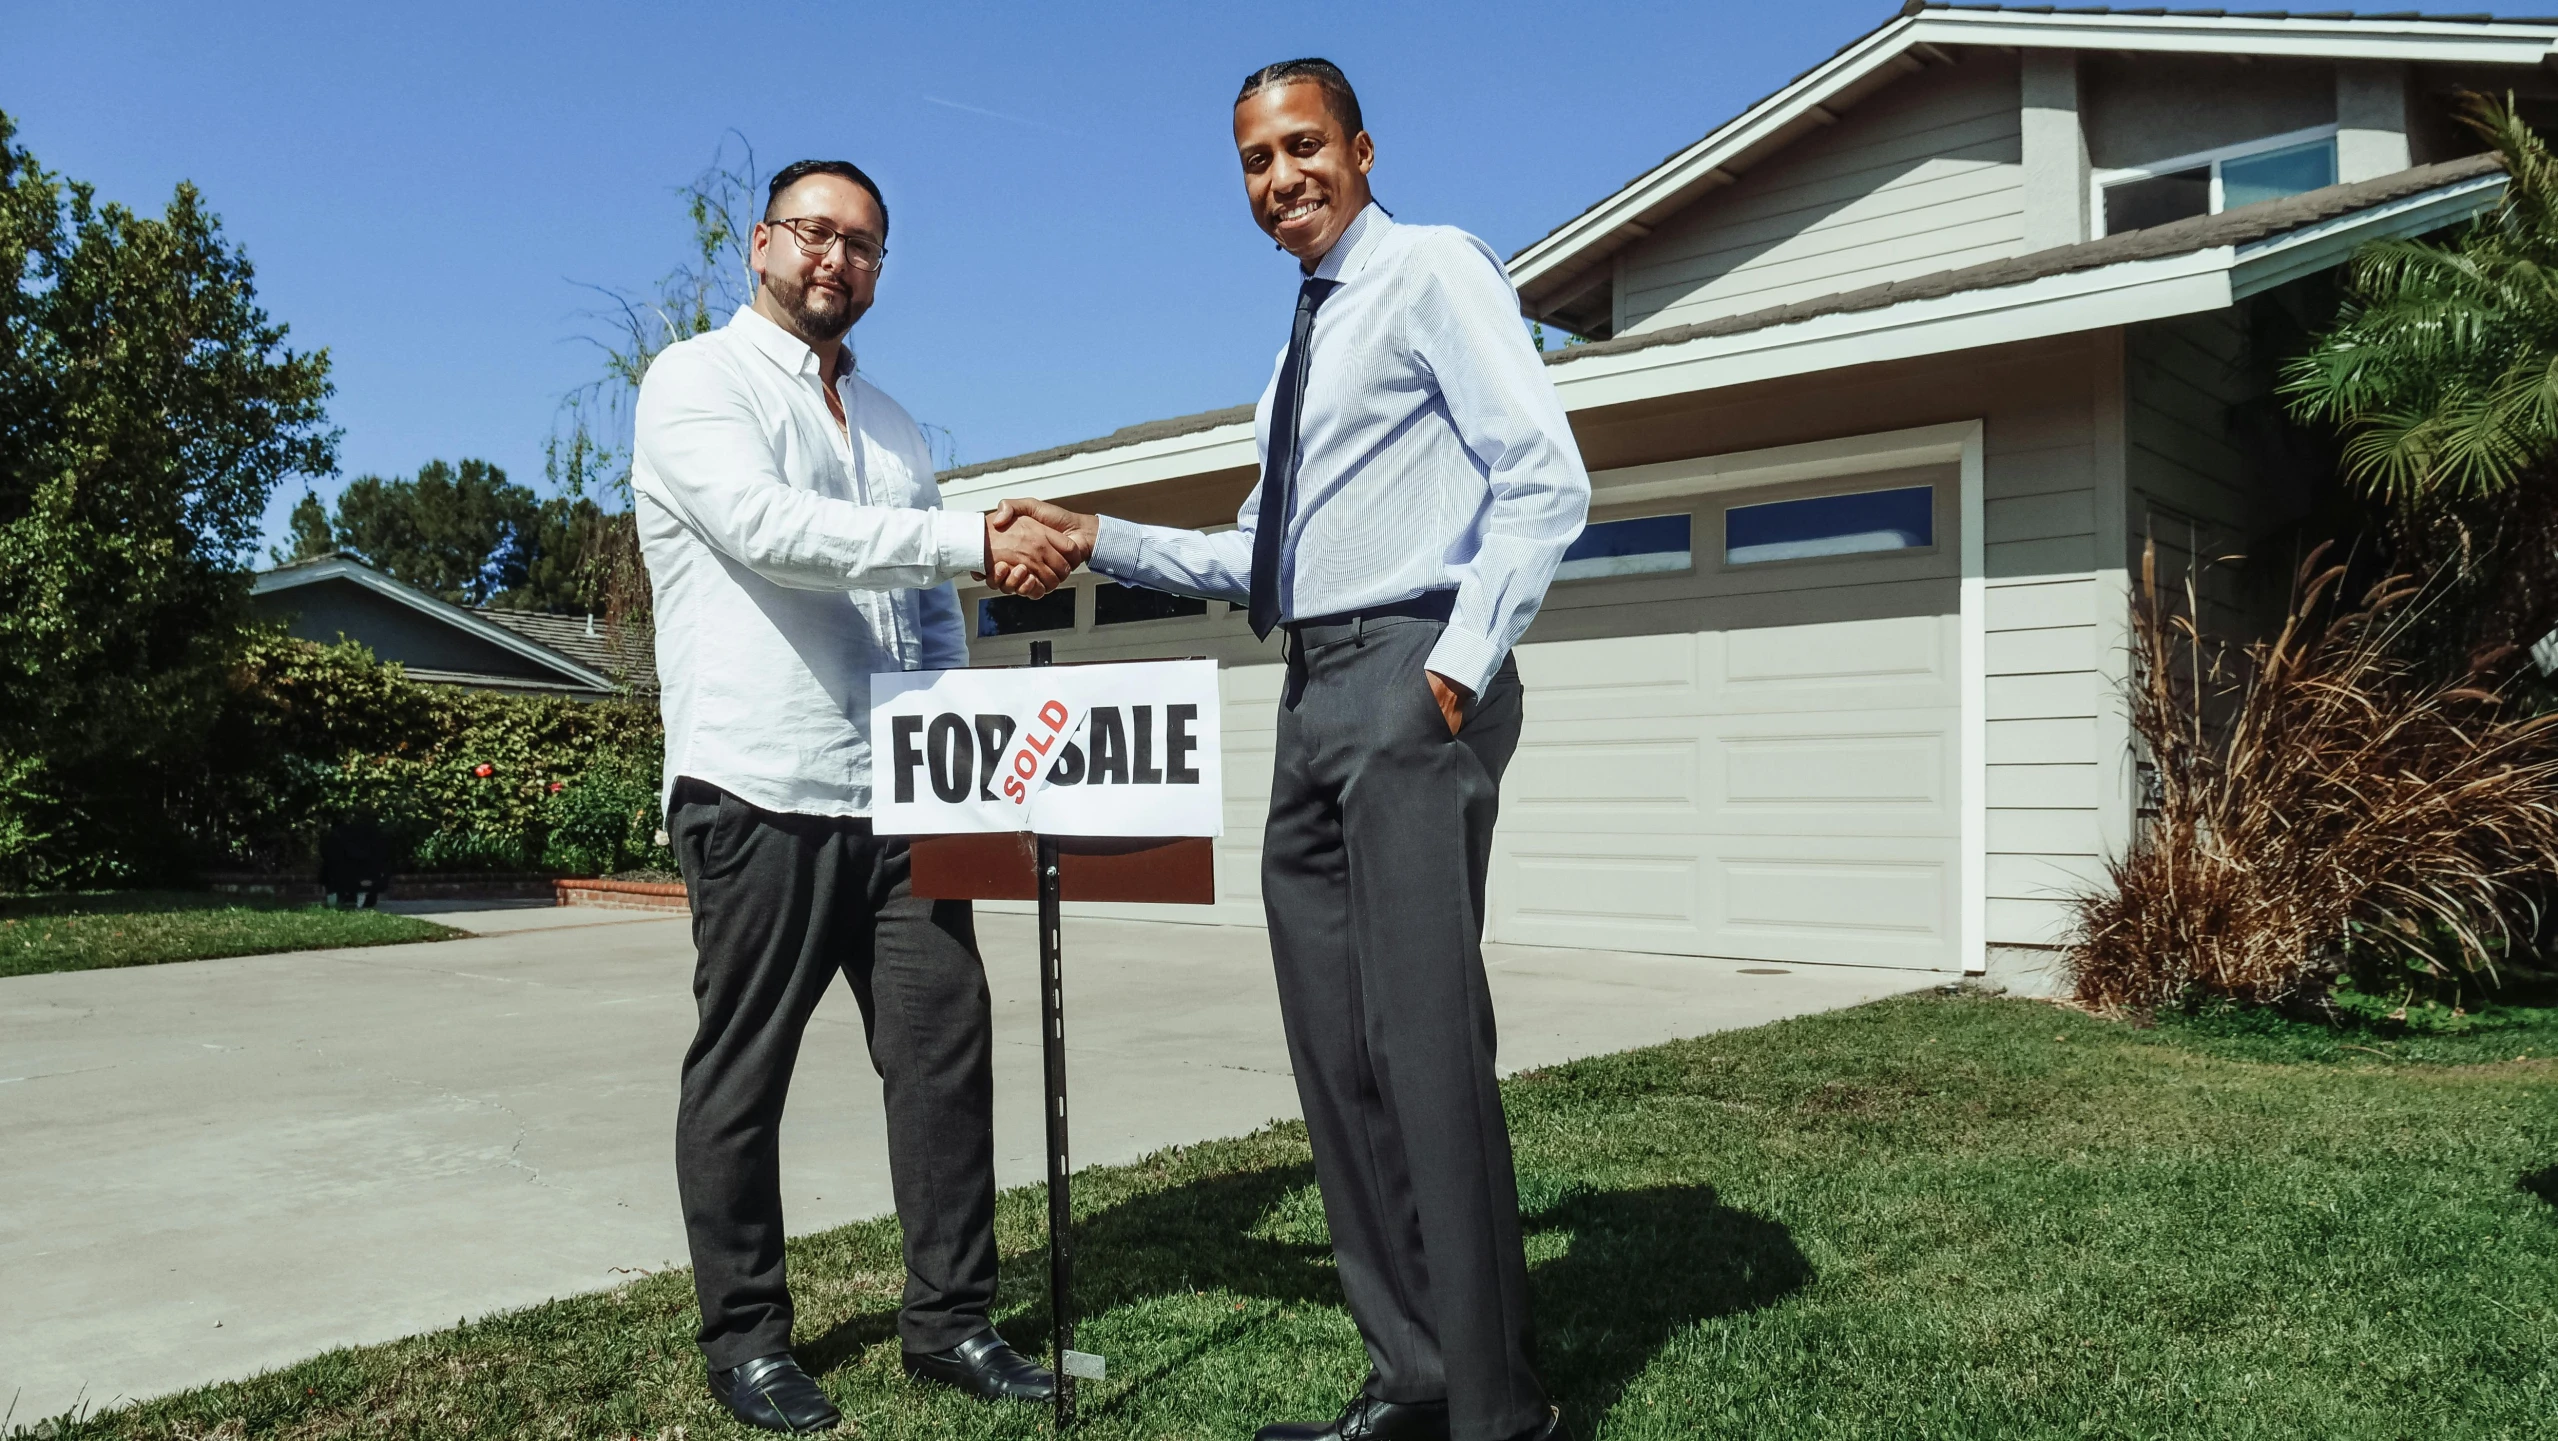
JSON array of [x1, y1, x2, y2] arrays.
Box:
[[934, 5, 2558, 986], [251, 554, 656, 697]]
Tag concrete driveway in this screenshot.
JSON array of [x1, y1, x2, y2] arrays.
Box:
[[0, 903, 1929, 1422]]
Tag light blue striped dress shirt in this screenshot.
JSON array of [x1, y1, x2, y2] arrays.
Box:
[[1088, 204, 1590, 696]]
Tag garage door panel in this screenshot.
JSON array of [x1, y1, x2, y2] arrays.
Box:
[[1704, 614, 1957, 713], [1714, 845, 1953, 968], [1718, 723, 1949, 817], [1506, 734, 1705, 817], [1488, 837, 1956, 968], [1515, 632, 1704, 720]]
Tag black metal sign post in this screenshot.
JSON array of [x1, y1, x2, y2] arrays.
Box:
[[1030, 640, 1080, 1431]]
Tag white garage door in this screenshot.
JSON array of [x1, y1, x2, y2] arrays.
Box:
[[966, 463, 1962, 971]]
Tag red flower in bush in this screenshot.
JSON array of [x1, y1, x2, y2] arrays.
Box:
[[472, 762, 495, 778], [548, 781, 566, 793]]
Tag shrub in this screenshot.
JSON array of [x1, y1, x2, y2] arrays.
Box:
[[2065, 542, 2558, 1010], [197, 631, 672, 878]]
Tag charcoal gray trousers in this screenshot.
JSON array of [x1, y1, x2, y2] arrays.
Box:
[[1263, 615, 1546, 1441], [669, 778, 997, 1369]]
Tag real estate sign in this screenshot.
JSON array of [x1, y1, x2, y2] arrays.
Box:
[[870, 658, 1223, 838]]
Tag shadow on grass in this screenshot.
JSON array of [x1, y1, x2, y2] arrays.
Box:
[[2523, 1165, 2558, 1209], [800, 1162, 1809, 1428]]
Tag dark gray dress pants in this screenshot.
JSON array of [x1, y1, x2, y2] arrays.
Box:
[[669, 778, 997, 1370], [1262, 616, 1545, 1441]]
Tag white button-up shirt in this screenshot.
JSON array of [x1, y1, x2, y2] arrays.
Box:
[[634, 305, 980, 817], [1089, 204, 1589, 695]]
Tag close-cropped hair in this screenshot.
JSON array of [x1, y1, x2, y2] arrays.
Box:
[[764, 159, 889, 232], [1236, 57, 1364, 139]]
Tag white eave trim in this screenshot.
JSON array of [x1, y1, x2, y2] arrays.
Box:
[[2231, 170, 2507, 299], [1907, 9, 2558, 65], [937, 418, 1259, 511], [1508, 9, 2553, 300], [252, 559, 617, 691]]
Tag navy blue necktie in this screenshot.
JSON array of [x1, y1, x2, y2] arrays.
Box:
[[1248, 277, 1341, 640]]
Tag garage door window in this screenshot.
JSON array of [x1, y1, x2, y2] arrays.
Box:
[[1725, 484, 1933, 566], [978, 590, 1076, 636], [1095, 581, 1208, 625], [1557, 513, 1692, 581]]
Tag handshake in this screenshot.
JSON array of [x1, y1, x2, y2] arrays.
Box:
[[975, 498, 1100, 600]]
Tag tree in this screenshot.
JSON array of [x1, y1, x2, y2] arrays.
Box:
[[273, 489, 335, 565], [2280, 93, 2558, 670], [0, 110, 337, 886], [330, 457, 535, 606]]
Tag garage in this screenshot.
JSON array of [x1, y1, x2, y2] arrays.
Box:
[[963, 446, 1968, 974]]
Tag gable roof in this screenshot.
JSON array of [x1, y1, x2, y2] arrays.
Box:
[[477, 607, 659, 692], [252, 555, 620, 694], [1508, 3, 2558, 325]]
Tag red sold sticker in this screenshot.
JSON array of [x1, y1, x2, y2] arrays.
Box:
[[1000, 698, 1075, 809]]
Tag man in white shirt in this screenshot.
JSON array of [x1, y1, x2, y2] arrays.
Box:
[[634, 158, 1073, 1433], [993, 61, 1585, 1441]]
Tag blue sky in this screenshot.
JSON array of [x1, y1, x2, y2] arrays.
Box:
[[0, 2, 2502, 554]]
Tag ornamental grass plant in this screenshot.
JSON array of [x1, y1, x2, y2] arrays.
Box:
[[2066, 540, 2558, 1010]]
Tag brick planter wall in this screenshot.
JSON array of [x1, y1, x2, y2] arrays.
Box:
[[554, 878, 690, 913]]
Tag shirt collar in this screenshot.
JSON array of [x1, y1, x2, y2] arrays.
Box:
[[1308, 202, 1391, 284], [728, 303, 837, 382]]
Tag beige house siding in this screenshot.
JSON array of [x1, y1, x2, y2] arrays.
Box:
[[1614, 53, 2025, 337]]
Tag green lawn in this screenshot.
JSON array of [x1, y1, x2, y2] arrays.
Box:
[[0, 891, 459, 978], [28, 992, 2557, 1440]]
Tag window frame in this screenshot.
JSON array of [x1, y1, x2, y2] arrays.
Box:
[[1713, 476, 1943, 576], [1552, 508, 1699, 586], [2090, 123, 2340, 238]]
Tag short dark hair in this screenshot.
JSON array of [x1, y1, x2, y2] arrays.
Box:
[[1236, 57, 1364, 139], [764, 159, 888, 232]]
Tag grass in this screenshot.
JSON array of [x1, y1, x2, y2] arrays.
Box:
[[19, 990, 2556, 1440], [0, 891, 459, 978]]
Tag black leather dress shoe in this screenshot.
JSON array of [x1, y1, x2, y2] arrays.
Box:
[[1254, 1394, 1450, 1441], [900, 1330, 1056, 1402], [706, 1353, 840, 1433], [1507, 1407, 1569, 1441]]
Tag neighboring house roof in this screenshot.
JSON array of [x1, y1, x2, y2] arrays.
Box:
[[933, 154, 2508, 505], [477, 607, 659, 692], [1506, 3, 2558, 324], [251, 555, 622, 696]]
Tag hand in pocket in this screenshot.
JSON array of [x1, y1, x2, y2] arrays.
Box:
[[1425, 669, 1469, 737]]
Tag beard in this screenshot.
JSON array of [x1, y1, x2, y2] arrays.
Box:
[[765, 269, 861, 343]]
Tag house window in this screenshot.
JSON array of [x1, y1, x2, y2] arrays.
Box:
[[1724, 485, 1933, 566], [978, 589, 1075, 636], [1094, 581, 1208, 626], [2096, 128, 2339, 237], [1557, 513, 1693, 581]]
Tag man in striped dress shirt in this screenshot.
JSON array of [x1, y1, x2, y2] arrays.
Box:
[[996, 58, 1589, 1441]]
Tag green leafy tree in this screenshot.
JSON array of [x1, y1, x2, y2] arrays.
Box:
[[0, 111, 337, 886], [2280, 93, 2558, 668], [330, 457, 536, 606]]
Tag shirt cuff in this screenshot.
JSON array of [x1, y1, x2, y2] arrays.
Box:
[[1424, 624, 1503, 698], [929, 508, 984, 582], [1092, 515, 1145, 579]]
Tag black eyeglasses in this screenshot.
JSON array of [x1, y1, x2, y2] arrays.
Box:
[[766, 217, 887, 272]]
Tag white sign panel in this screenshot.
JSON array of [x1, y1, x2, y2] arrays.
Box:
[[871, 659, 1223, 838]]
